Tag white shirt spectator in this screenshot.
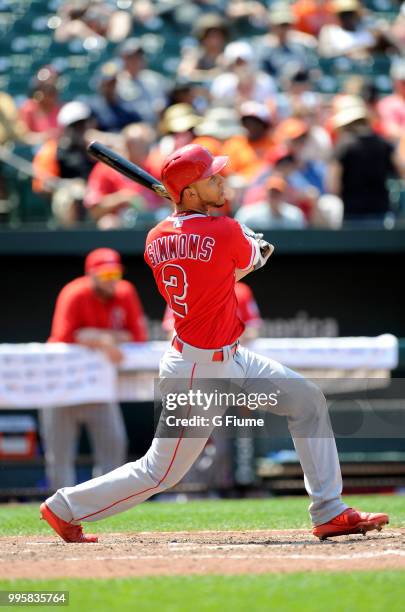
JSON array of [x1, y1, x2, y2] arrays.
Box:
[[236, 200, 307, 229], [211, 40, 277, 106], [318, 24, 375, 57], [211, 71, 277, 105]]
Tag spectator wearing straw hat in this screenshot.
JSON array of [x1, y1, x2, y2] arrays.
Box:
[[146, 103, 202, 177]]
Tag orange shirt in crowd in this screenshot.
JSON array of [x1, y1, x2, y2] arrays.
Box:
[[192, 136, 224, 156], [221, 134, 274, 180], [49, 276, 148, 343], [292, 0, 334, 36], [32, 139, 60, 192]]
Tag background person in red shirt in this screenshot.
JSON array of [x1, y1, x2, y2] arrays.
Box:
[[41, 248, 148, 490], [19, 66, 62, 145], [84, 123, 165, 229]]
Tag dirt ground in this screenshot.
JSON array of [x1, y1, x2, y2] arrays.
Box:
[[1, 529, 405, 578]]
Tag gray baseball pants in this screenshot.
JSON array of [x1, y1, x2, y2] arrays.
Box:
[[46, 343, 347, 526]]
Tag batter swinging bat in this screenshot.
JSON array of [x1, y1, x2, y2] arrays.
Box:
[[87, 141, 171, 200]]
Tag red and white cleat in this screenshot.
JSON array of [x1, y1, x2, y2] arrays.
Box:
[[40, 503, 98, 543], [313, 508, 389, 540]]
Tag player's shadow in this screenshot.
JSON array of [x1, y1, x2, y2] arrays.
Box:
[[192, 533, 395, 546]]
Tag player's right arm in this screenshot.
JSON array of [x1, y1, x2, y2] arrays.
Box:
[[49, 284, 81, 343]]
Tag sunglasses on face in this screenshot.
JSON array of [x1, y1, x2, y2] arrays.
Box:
[[95, 269, 123, 282]]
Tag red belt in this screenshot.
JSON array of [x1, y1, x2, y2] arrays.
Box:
[[172, 337, 238, 362]]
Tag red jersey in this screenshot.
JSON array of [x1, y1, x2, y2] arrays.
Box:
[[162, 281, 262, 332], [144, 212, 256, 349], [49, 276, 148, 343], [84, 162, 163, 211]]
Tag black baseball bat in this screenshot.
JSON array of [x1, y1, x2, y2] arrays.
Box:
[[87, 141, 171, 200]]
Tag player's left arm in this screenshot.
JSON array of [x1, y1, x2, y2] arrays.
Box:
[[233, 222, 274, 280], [235, 266, 254, 281]]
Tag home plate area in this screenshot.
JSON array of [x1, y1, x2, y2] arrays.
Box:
[[1, 529, 404, 578]]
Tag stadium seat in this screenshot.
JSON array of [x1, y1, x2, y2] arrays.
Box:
[[316, 75, 339, 94], [374, 74, 392, 93], [364, 0, 397, 11], [0, 12, 16, 37]]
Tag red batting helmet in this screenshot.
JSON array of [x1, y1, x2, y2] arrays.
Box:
[[161, 144, 228, 203]]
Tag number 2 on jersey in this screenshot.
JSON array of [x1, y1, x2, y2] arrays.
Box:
[[162, 264, 188, 317]]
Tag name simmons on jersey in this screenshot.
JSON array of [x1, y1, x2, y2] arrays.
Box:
[[146, 234, 215, 267]]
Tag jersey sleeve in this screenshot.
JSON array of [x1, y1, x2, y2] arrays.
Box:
[[48, 286, 82, 343], [229, 219, 258, 271]]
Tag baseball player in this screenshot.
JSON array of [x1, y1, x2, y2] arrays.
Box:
[[40, 144, 388, 542], [161, 283, 261, 492]]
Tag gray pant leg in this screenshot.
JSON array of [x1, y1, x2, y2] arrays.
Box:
[[239, 347, 347, 526], [40, 406, 80, 490], [45, 357, 217, 523], [82, 403, 128, 478], [46, 430, 215, 524]]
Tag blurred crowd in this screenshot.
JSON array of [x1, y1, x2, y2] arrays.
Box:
[[2, 0, 405, 229]]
